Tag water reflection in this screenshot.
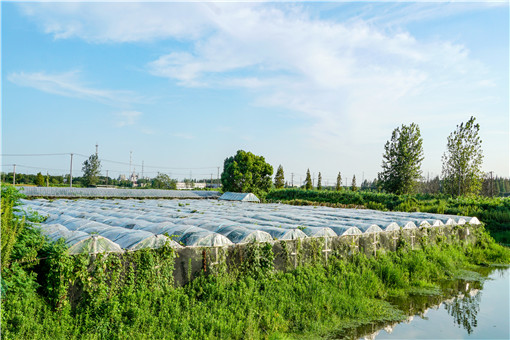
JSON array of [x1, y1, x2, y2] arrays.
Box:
[[443, 283, 481, 334], [335, 267, 509, 339]]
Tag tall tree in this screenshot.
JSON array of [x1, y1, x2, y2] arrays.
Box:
[[82, 154, 101, 187], [274, 165, 285, 189], [442, 116, 483, 196], [152, 173, 177, 190], [317, 172, 322, 190], [378, 123, 424, 194], [35, 172, 44, 186], [304, 169, 313, 190], [336, 172, 342, 191], [351, 175, 357, 191], [221, 150, 273, 197]]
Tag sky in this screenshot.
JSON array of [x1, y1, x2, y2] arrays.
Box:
[[1, 1, 509, 184]]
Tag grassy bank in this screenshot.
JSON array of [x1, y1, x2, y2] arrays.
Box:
[[1, 187, 509, 339], [266, 189, 510, 245]]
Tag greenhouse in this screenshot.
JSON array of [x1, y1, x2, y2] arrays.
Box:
[[218, 192, 260, 202], [19, 198, 480, 254]]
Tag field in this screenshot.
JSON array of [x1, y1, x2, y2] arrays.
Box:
[[2, 186, 510, 339]]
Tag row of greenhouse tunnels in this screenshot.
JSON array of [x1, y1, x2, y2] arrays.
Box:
[[18, 188, 480, 255]]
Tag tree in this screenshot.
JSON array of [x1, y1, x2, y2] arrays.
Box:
[[35, 172, 44, 187], [221, 150, 273, 197], [304, 169, 313, 190], [152, 173, 177, 189], [378, 123, 424, 194], [351, 175, 357, 191], [274, 165, 285, 189], [442, 116, 483, 196], [82, 154, 101, 187], [336, 172, 342, 191], [317, 172, 322, 190]]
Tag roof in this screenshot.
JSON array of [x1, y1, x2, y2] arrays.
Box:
[[218, 192, 260, 202]]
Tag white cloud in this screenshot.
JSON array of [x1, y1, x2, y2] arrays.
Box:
[[115, 111, 141, 127], [18, 2, 214, 43], [8, 70, 140, 106], [18, 2, 501, 161]]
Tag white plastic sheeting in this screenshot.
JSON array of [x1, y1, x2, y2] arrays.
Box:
[[21, 198, 479, 254], [219, 192, 260, 202]]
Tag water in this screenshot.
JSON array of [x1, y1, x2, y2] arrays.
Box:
[[363, 267, 510, 339]]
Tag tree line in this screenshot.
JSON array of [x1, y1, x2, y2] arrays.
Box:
[[220, 116, 505, 198]]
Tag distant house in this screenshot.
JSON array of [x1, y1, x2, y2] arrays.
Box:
[[218, 192, 260, 203]]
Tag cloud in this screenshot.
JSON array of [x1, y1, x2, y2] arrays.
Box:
[[18, 2, 214, 43], [115, 110, 141, 127], [18, 2, 498, 148], [8, 70, 140, 106]]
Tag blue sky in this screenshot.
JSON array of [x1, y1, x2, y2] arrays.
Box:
[[2, 1, 508, 183]]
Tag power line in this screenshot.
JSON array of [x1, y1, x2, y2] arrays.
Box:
[[0, 153, 70, 157]]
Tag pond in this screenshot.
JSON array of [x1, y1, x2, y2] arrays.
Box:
[[342, 266, 509, 339]]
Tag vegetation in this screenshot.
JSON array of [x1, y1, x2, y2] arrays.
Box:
[[336, 172, 342, 191], [152, 172, 178, 190], [1, 193, 508, 338], [82, 154, 102, 187], [442, 116, 483, 196], [221, 150, 273, 197], [304, 169, 312, 190], [35, 172, 45, 187], [1, 186, 509, 339], [378, 123, 424, 195], [274, 165, 285, 189], [351, 175, 357, 192], [317, 172, 322, 191]]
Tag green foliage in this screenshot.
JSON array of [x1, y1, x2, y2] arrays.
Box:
[[442, 116, 484, 196], [336, 172, 342, 191], [1, 185, 34, 271], [82, 154, 101, 187], [304, 169, 312, 190], [152, 172, 177, 189], [221, 150, 274, 197], [378, 123, 424, 194], [1, 197, 25, 270], [274, 165, 285, 189], [351, 175, 357, 192], [317, 172, 322, 190], [35, 172, 45, 187]]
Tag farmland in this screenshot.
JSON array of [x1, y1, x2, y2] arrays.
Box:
[[2, 186, 510, 339], [266, 189, 510, 245]]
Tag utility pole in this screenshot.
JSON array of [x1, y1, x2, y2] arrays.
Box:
[[142, 161, 144, 180], [13, 164, 16, 185], [95, 143, 98, 156], [46, 172, 49, 187], [217, 167, 220, 186], [313, 172, 315, 187], [291, 173, 294, 187], [106, 170, 109, 185], [69, 153, 73, 187]]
